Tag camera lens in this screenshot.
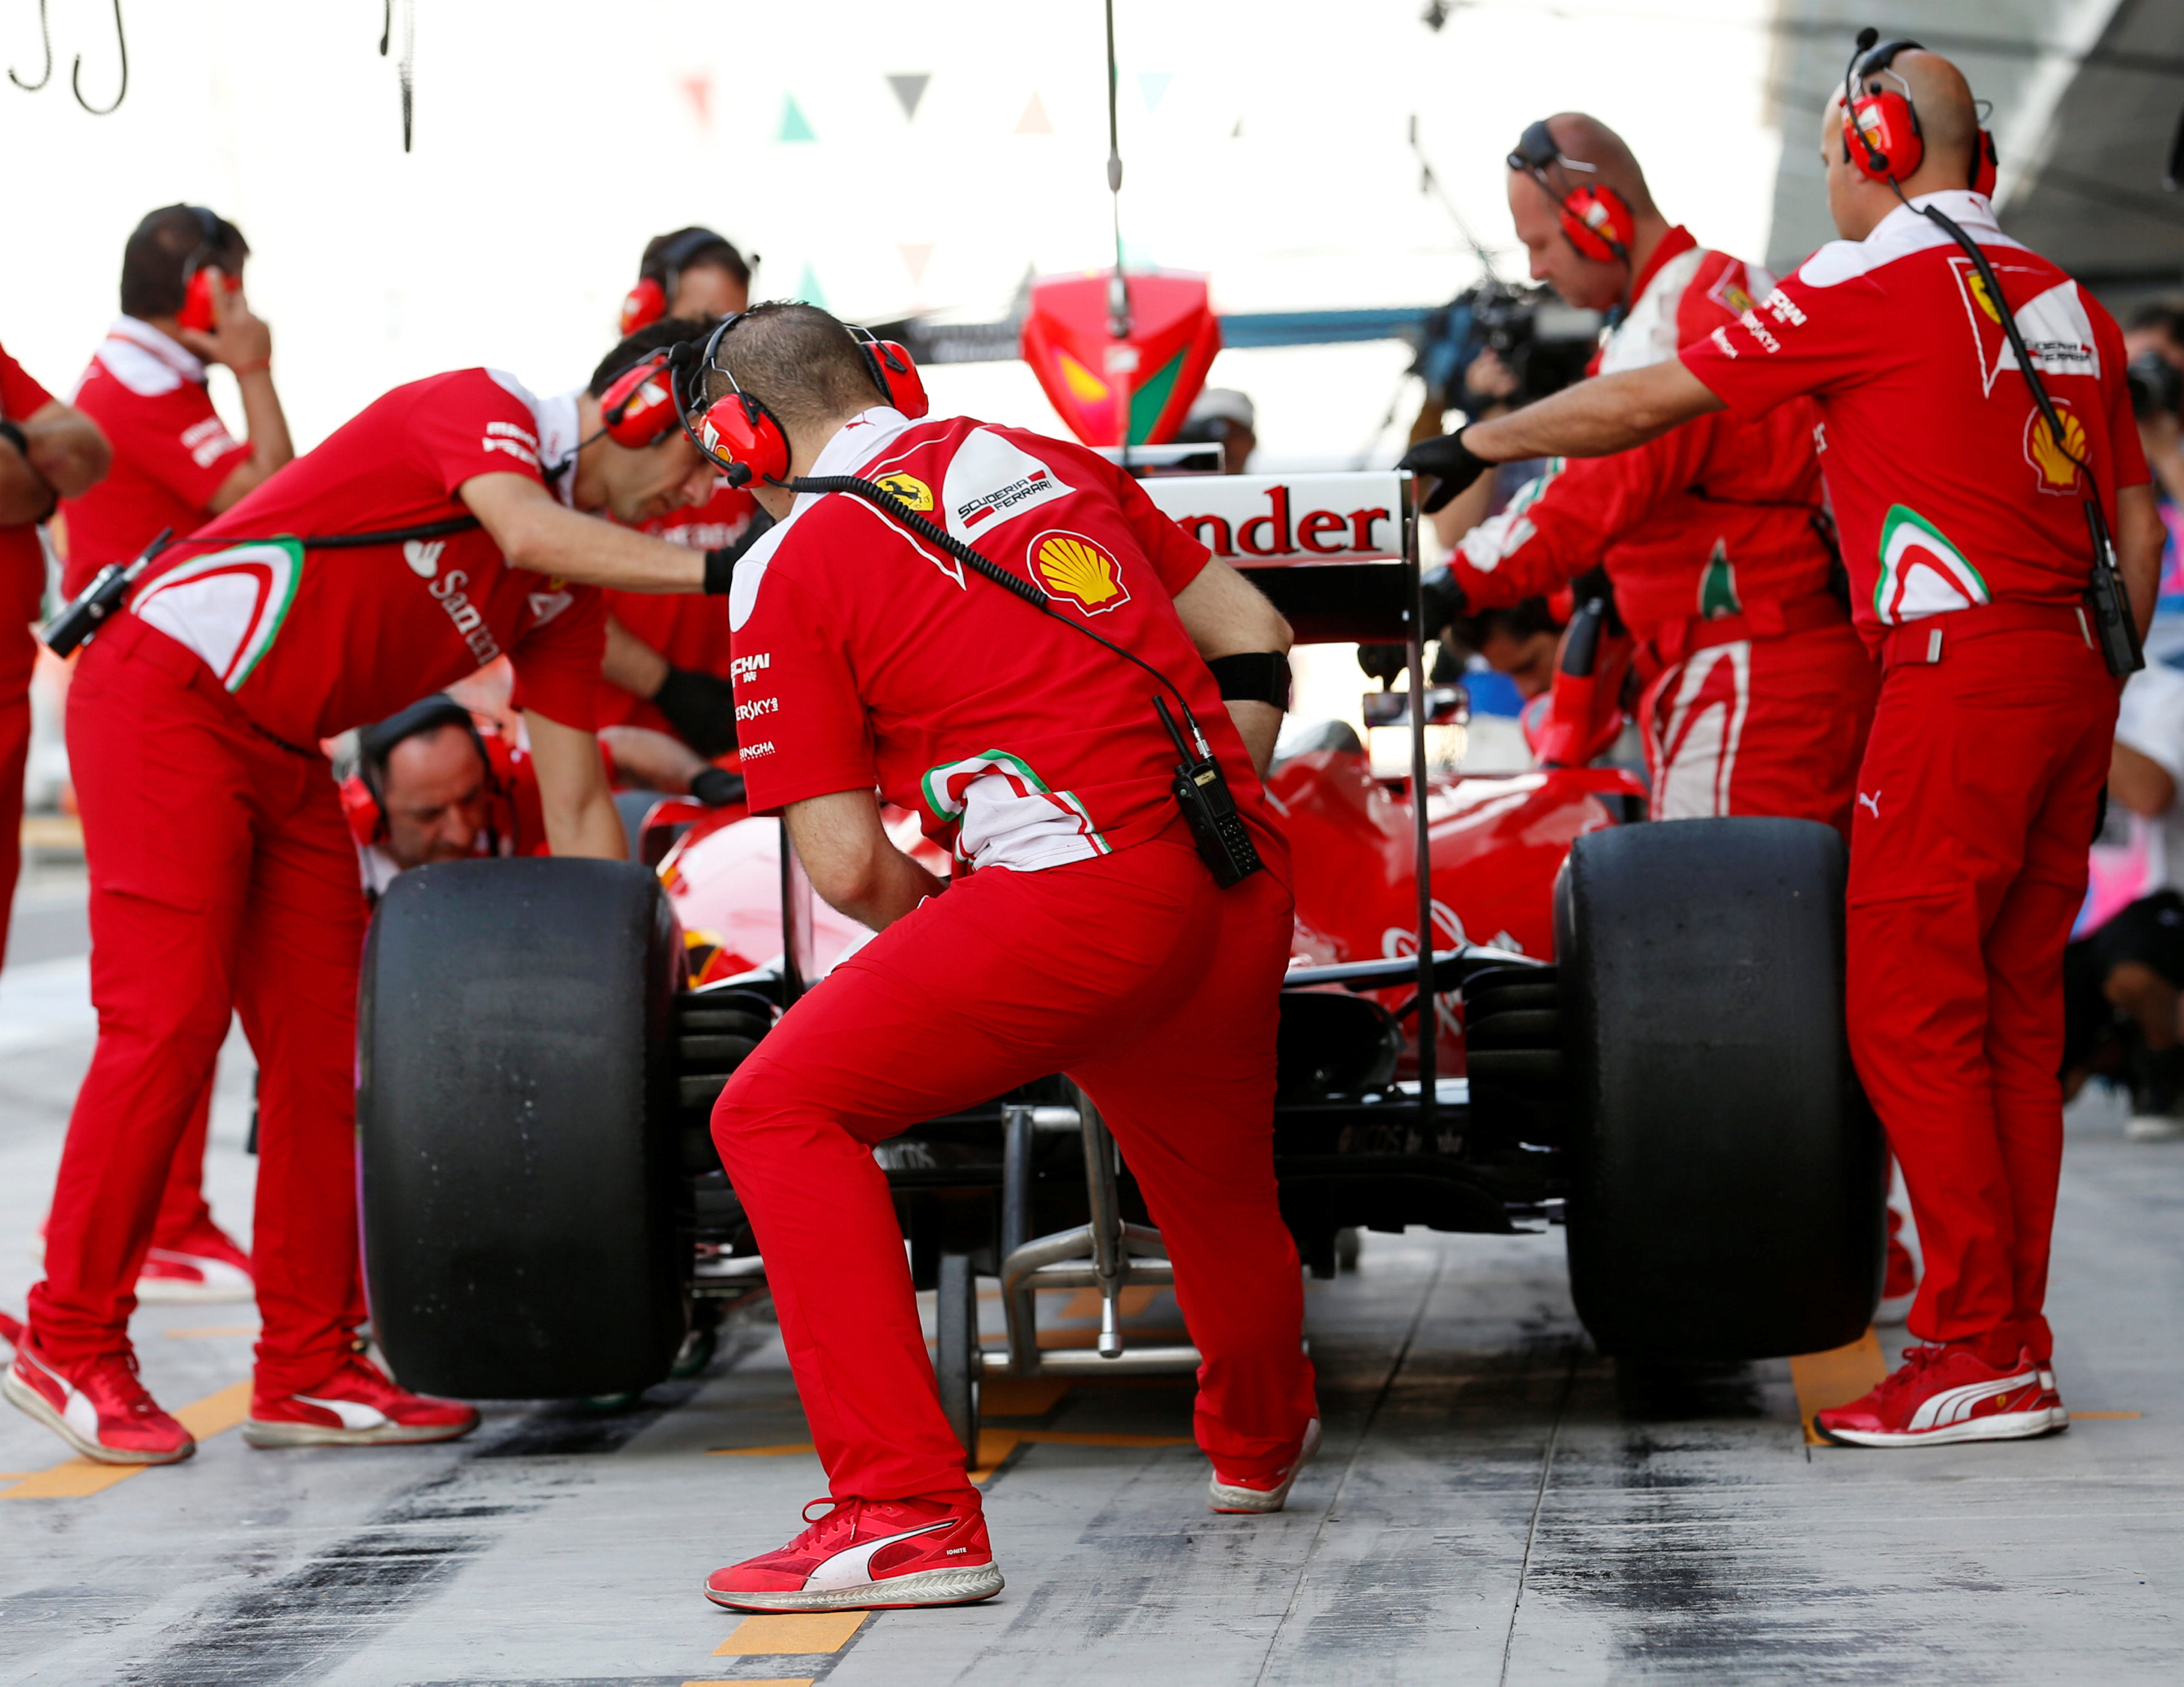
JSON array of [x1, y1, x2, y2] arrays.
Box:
[[2127, 351, 2184, 423]]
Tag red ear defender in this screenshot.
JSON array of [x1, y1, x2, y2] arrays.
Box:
[[177, 265, 238, 333], [1971, 127, 1999, 196], [619, 277, 668, 338], [1844, 86, 1923, 182], [600, 352, 680, 447], [696, 392, 791, 488], [1555, 185, 1634, 265], [867, 339, 929, 419]]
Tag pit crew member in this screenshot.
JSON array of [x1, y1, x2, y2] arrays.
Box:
[[1410, 114, 1877, 832], [600, 228, 768, 756], [341, 693, 731, 894], [1403, 44, 2163, 1446], [0, 344, 107, 960], [5, 319, 729, 1466], [59, 205, 293, 597], [698, 303, 1314, 1612], [56, 205, 298, 1300]]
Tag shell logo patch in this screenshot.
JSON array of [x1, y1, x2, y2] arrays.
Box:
[[874, 472, 933, 512], [2024, 402, 2085, 494], [1030, 529, 1130, 616]]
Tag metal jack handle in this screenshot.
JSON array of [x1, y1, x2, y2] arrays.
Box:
[[1073, 1083, 1129, 1358]]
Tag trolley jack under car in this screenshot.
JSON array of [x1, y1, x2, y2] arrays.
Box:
[[357, 467, 1889, 1457]]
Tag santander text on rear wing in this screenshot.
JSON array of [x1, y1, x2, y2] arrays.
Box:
[[1135, 470, 1418, 644]]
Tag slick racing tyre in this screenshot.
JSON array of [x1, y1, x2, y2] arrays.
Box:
[[361, 859, 685, 1399], [1556, 818, 1883, 1360], [935, 1252, 982, 1468]]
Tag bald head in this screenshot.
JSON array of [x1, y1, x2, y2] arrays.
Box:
[[1530, 114, 1658, 221], [1820, 46, 1984, 239]]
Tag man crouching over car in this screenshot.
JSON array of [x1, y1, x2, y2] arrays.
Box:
[[696, 302, 1316, 1612]]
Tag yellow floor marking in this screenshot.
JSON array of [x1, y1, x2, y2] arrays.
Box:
[[1056, 1286, 1159, 1321], [714, 1612, 869, 1655], [162, 1325, 260, 1340], [708, 1442, 818, 1457], [2070, 1411, 2143, 1420], [980, 1376, 1073, 1416], [1788, 1328, 1888, 1446], [1, 1379, 253, 1499]]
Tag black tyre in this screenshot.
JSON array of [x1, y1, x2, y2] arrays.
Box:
[[1556, 818, 1884, 1360], [361, 858, 685, 1399], [934, 1252, 981, 1467]]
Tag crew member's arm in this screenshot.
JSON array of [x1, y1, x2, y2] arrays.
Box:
[[1469, 360, 1725, 465], [601, 613, 739, 756], [181, 279, 295, 512], [783, 788, 943, 931], [0, 399, 111, 523], [460, 472, 707, 591], [1170, 557, 1293, 777], [2119, 481, 2165, 640], [2111, 739, 2175, 819], [524, 708, 626, 859], [602, 616, 670, 698]]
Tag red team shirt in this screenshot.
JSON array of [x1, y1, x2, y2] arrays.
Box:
[[597, 481, 759, 735], [1680, 192, 2149, 637], [729, 407, 1277, 875], [1452, 228, 1835, 639], [61, 319, 253, 596], [131, 367, 604, 745], [0, 343, 57, 633]]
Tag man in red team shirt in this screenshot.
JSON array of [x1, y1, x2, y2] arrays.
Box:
[[1415, 115, 1876, 832], [57, 206, 298, 1303], [1408, 47, 2165, 1446], [0, 346, 108, 955], [694, 304, 1310, 1612], [598, 228, 766, 756], [5, 319, 727, 1466]]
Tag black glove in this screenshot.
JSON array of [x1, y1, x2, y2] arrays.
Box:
[[651, 666, 739, 759], [1420, 565, 1467, 639], [701, 507, 778, 595], [689, 766, 747, 809], [1396, 428, 1492, 515]]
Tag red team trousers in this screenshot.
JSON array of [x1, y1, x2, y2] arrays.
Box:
[[1639, 617, 1878, 834], [1846, 609, 2117, 1365], [712, 823, 1317, 1504], [29, 616, 367, 1393]]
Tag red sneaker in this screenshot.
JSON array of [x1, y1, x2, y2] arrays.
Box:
[[242, 1354, 479, 1448], [1816, 1344, 2056, 1448], [2, 1336, 194, 1464], [137, 1221, 255, 1306], [704, 1495, 1003, 1613], [1208, 1416, 1321, 1513]]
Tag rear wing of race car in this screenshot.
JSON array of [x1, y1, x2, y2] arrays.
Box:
[[1136, 469, 1445, 1121]]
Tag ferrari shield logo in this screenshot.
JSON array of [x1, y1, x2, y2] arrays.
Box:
[[874, 472, 933, 512], [1029, 529, 1130, 615]]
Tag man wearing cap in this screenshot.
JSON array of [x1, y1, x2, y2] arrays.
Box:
[[1403, 46, 2164, 1446]]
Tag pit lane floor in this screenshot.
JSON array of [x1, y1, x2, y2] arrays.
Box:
[[2, 878, 2182, 1685]]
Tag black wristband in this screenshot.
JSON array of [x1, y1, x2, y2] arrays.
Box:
[[1207, 651, 1292, 710], [690, 766, 746, 809], [0, 420, 27, 459]]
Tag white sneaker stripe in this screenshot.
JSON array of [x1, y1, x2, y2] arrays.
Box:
[[294, 1394, 391, 1431], [1908, 1369, 2037, 1432], [802, 1519, 954, 1592]]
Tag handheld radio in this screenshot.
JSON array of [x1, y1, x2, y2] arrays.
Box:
[[43, 527, 174, 658], [1842, 30, 2141, 676]]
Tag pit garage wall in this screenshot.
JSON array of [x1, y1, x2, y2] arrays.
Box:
[[1760, 0, 2184, 313]]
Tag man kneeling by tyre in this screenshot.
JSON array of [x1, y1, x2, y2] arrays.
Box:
[[693, 303, 1315, 1612]]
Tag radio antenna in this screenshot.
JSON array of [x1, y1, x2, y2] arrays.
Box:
[[1104, 0, 1134, 470]]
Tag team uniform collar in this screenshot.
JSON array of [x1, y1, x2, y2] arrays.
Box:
[[536, 389, 585, 509], [1627, 225, 1698, 310], [105, 316, 208, 384], [809, 406, 914, 481], [1873, 190, 2000, 246]]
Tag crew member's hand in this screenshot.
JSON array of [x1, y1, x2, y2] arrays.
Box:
[[1397, 429, 1492, 514], [651, 666, 739, 759], [175, 270, 275, 375]]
